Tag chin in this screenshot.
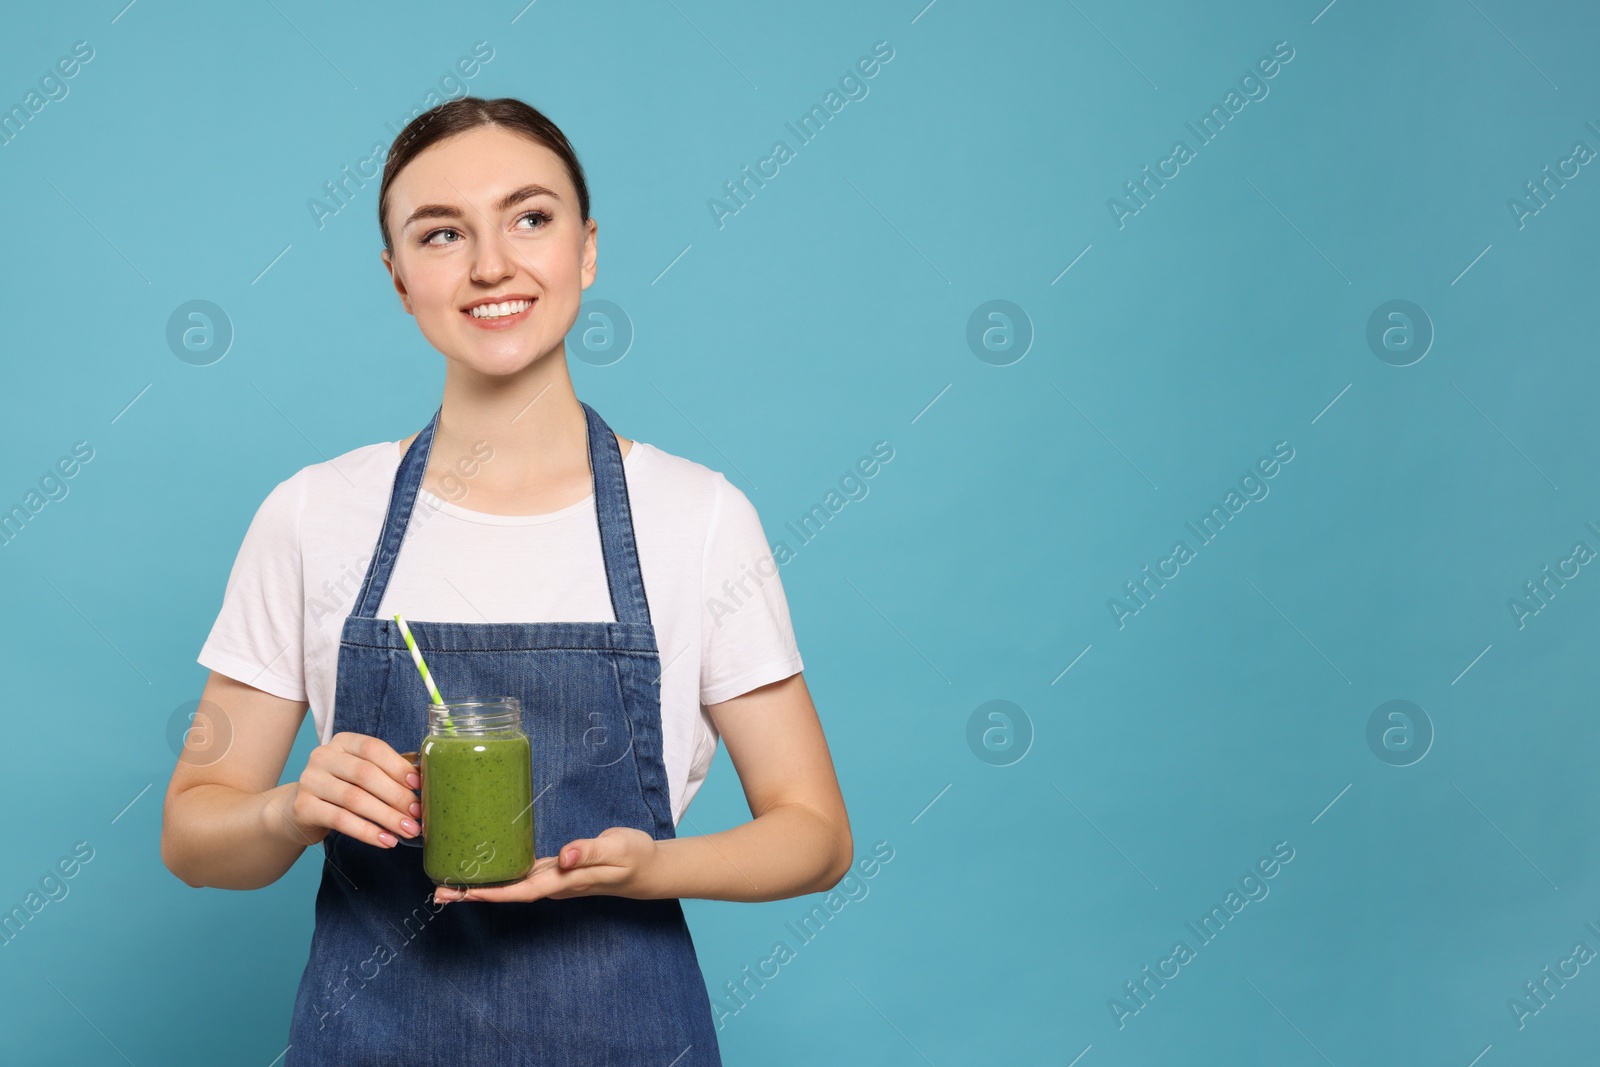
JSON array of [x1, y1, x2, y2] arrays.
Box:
[[457, 353, 539, 377], [413, 325, 526, 370], [451, 342, 552, 377]]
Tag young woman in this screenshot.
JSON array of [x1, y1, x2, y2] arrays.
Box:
[[160, 96, 852, 1066]]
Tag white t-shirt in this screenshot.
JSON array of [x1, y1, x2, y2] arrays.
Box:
[[197, 434, 804, 825]]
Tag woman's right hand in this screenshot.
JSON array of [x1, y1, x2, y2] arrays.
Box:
[[288, 732, 422, 848]]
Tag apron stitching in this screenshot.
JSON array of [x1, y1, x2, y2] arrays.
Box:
[[605, 654, 664, 836]]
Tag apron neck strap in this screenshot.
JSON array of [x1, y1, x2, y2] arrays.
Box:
[[350, 401, 652, 627], [581, 400, 653, 627]]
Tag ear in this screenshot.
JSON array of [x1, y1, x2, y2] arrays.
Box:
[[381, 248, 414, 315], [579, 216, 598, 291]]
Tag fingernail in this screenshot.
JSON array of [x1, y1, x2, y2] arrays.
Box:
[[563, 848, 578, 866], [406, 773, 421, 788], [378, 832, 397, 847], [401, 819, 420, 835], [410, 802, 421, 817]]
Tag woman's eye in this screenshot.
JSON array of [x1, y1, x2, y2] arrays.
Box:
[[418, 211, 547, 246]]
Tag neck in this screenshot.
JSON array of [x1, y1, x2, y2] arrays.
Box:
[[429, 344, 590, 488]]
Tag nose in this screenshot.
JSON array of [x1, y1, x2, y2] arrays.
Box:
[[469, 229, 516, 285]]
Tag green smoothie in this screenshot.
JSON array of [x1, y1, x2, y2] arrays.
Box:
[[420, 733, 535, 887]]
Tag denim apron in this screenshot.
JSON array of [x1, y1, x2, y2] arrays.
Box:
[[286, 402, 722, 1067]]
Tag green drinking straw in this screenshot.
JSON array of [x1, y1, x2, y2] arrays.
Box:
[[394, 613, 454, 734]]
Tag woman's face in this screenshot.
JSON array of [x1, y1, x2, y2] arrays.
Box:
[[380, 125, 596, 377]]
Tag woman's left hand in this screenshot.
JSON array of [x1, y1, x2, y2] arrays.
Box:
[[432, 826, 660, 904]]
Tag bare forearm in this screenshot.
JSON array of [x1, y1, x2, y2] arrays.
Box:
[[161, 782, 314, 890], [644, 803, 851, 902]]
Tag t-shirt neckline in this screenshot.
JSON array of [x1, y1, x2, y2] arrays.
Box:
[[393, 438, 646, 528]]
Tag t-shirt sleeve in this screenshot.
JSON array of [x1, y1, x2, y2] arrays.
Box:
[[196, 471, 308, 703], [700, 474, 804, 706]]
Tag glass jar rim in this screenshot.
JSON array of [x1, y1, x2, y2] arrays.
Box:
[[428, 696, 520, 711], [427, 696, 522, 734]]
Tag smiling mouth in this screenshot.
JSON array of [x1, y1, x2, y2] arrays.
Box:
[[464, 298, 535, 321]]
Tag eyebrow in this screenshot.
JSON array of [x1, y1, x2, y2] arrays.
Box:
[[402, 184, 561, 230]]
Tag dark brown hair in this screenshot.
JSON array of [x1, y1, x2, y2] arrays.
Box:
[[377, 96, 590, 252]]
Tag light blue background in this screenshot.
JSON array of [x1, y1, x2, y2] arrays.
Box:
[[3, 0, 1597, 1062]]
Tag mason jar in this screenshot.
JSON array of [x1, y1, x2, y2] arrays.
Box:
[[419, 697, 536, 887]]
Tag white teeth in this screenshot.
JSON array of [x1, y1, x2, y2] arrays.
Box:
[[469, 299, 532, 319]]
